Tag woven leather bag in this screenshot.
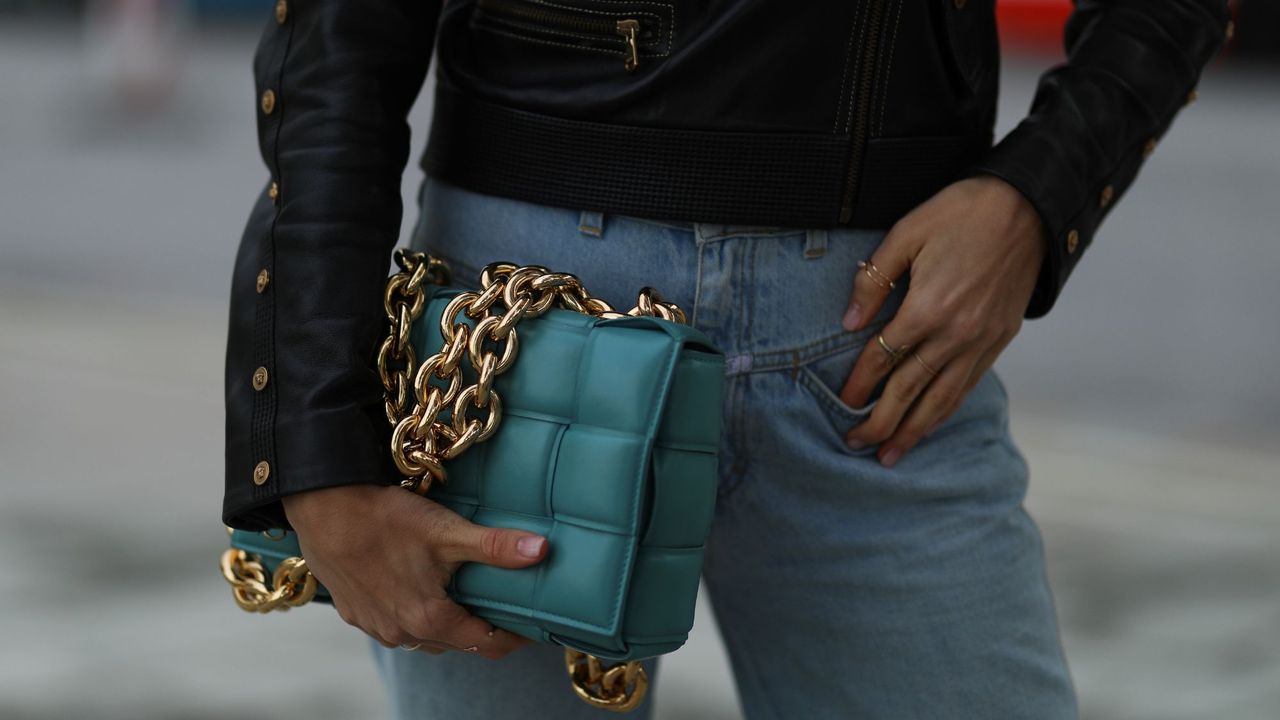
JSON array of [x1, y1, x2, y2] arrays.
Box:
[[221, 253, 724, 710]]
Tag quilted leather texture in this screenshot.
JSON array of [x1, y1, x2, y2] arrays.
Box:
[[231, 287, 724, 661]]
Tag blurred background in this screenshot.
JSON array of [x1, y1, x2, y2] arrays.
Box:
[[1, 1, 1276, 718]]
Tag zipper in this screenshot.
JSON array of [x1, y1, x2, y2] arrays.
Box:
[[616, 19, 640, 72], [476, 0, 644, 73], [838, 0, 890, 224]]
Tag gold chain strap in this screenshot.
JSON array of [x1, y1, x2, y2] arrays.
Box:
[[223, 249, 682, 712], [377, 250, 683, 496]]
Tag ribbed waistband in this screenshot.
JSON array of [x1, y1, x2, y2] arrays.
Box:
[[421, 86, 988, 229]]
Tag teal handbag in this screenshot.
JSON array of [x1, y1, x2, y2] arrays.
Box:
[[221, 251, 724, 712]]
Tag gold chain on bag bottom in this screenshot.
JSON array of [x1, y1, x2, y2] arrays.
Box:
[[222, 249, 687, 713]]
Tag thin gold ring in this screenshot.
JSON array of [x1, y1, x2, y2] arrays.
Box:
[[876, 334, 911, 368], [858, 260, 896, 291], [912, 352, 939, 377], [400, 643, 422, 652]]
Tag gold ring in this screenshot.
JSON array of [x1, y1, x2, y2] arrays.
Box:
[[400, 643, 422, 652], [858, 260, 896, 290], [876, 334, 911, 368], [912, 352, 939, 377]]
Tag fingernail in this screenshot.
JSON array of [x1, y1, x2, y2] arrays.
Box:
[[881, 448, 902, 468], [516, 536, 546, 558], [846, 436, 866, 450], [842, 303, 863, 332]]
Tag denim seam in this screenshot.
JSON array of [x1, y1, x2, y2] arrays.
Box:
[[743, 322, 886, 374], [618, 214, 695, 232], [691, 240, 705, 328], [699, 227, 807, 241], [733, 238, 746, 353], [716, 376, 748, 500]]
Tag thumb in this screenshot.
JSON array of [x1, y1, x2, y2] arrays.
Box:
[[433, 513, 549, 568], [842, 228, 912, 333]]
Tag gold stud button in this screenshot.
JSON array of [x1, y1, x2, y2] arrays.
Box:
[[268, 181, 279, 204], [1225, 20, 1235, 43], [253, 460, 271, 486], [252, 366, 270, 391], [1099, 185, 1115, 209], [261, 89, 276, 115], [275, 0, 288, 24], [256, 268, 271, 294], [1142, 138, 1157, 159], [1065, 230, 1080, 255]]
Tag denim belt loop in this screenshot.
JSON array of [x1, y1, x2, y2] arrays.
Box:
[[578, 210, 605, 238], [804, 228, 829, 259]]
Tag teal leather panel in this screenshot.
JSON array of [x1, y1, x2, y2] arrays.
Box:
[[643, 448, 718, 548], [470, 415, 561, 516], [656, 350, 726, 450], [228, 286, 724, 661], [622, 545, 705, 640], [551, 428, 647, 533]]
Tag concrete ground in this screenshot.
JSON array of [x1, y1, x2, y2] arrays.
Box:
[[1, 22, 1277, 720]]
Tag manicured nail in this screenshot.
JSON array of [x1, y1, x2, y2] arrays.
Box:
[[842, 303, 863, 332], [516, 536, 546, 558], [846, 436, 866, 450], [881, 448, 902, 468]]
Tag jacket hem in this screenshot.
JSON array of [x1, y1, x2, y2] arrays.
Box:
[[421, 86, 989, 229]]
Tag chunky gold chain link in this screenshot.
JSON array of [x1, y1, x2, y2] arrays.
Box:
[[223, 249, 682, 712], [219, 548, 317, 613], [564, 649, 650, 713]]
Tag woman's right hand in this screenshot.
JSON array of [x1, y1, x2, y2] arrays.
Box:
[[281, 484, 549, 658]]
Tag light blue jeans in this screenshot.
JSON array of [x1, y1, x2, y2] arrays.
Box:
[[373, 176, 1077, 719]]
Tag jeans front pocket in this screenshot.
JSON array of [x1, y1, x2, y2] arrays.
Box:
[[793, 342, 879, 454]]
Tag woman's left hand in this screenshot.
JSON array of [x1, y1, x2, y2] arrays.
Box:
[[839, 174, 1046, 467]]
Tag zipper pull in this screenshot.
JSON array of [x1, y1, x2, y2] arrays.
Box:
[[616, 19, 639, 72]]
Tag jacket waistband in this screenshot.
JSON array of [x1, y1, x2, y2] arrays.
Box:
[[422, 87, 988, 229]]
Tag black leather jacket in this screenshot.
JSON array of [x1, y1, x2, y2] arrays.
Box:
[[224, 0, 1229, 529]]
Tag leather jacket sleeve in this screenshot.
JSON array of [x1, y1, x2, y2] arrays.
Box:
[[223, 0, 440, 530], [970, 0, 1231, 318]]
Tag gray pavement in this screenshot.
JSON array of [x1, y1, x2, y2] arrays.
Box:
[[1, 22, 1278, 720]]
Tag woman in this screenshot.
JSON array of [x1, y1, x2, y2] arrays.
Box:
[[223, 1, 1229, 717]]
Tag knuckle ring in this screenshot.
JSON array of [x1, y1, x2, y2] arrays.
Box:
[[912, 352, 939, 377], [858, 260, 896, 291], [876, 334, 911, 368]]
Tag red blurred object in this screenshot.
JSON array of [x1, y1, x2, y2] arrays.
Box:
[[997, 0, 1252, 60], [997, 0, 1072, 57]]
